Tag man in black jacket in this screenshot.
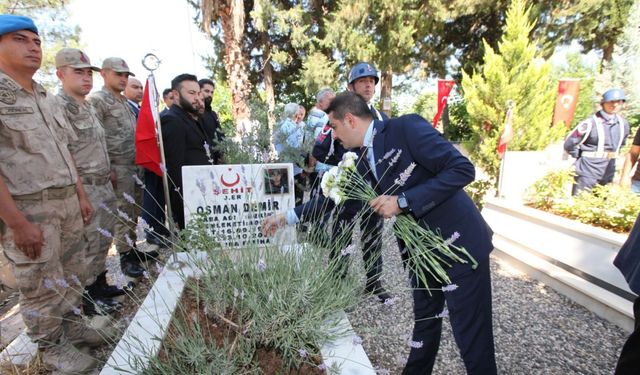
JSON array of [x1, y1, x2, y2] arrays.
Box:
[[198, 78, 225, 164], [162, 74, 215, 229]]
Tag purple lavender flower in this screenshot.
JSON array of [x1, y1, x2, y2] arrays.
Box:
[[383, 297, 396, 306], [388, 149, 403, 168], [98, 202, 112, 214], [125, 234, 134, 248], [436, 308, 449, 318], [122, 192, 135, 204], [70, 274, 82, 286], [117, 209, 131, 221], [394, 162, 416, 186], [203, 141, 213, 163], [136, 218, 149, 242], [407, 340, 423, 349], [256, 259, 267, 272], [97, 227, 112, 238], [132, 174, 145, 188], [72, 307, 82, 316], [24, 309, 41, 318], [380, 149, 397, 163], [143, 271, 150, 280], [317, 363, 327, 371], [196, 178, 207, 195], [442, 284, 459, 292], [444, 231, 461, 246], [352, 335, 363, 346], [340, 244, 355, 256], [298, 348, 308, 358], [55, 278, 69, 289], [43, 278, 55, 290]]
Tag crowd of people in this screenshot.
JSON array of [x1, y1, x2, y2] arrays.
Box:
[[0, 12, 638, 375]]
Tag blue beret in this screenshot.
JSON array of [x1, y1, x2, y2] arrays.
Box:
[[0, 15, 39, 36]]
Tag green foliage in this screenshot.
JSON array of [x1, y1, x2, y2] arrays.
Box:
[[142, 212, 361, 373], [525, 170, 640, 232], [411, 90, 437, 124], [447, 95, 474, 141], [210, 81, 234, 136], [525, 168, 575, 210], [461, 0, 565, 182], [551, 53, 598, 129], [464, 178, 493, 210]]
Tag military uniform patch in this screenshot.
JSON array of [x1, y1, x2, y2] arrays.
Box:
[[0, 78, 20, 91], [66, 102, 79, 115], [0, 106, 34, 115], [0, 89, 17, 105]]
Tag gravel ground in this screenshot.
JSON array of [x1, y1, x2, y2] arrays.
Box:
[[346, 221, 629, 375]]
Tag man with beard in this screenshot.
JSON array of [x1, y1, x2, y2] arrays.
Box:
[[162, 74, 215, 229], [198, 78, 224, 164]]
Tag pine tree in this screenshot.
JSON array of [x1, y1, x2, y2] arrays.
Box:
[[461, 0, 565, 182], [606, 0, 640, 121]]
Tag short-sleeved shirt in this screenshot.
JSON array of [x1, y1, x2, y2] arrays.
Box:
[[0, 71, 77, 195], [58, 90, 111, 178], [88, 87, 136, 166]]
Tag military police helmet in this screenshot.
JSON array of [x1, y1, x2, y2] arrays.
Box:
[[348, 62, 379, 85], [602, 88, 626, 103]]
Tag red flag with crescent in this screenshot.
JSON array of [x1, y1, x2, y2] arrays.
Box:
[[552, 79, 580, 127], [432, 79, 455, 127], [497, 104, 514, 158], [135, 75, 163, 176]]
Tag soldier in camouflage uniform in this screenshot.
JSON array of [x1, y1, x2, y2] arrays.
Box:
[[55, 48, 125, 315], [0, 15, 107, 374], [89, 57, 152, 278]]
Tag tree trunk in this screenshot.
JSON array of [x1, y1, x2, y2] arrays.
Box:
[[219, 0, 253, 135], [379, 67, 393, 117], [261, 31, 276, 131]]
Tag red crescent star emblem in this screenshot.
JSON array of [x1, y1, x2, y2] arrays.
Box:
[[220, 168, 241, 187]]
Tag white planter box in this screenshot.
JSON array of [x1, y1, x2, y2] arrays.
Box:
[[101, 251, 375, 375], [482, 197, 636, 331]]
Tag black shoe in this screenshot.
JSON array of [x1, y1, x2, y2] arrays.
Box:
[[120, 255, 145, 278], [130, 247, 160, 262], [83, 293, 120, 316], [365, 282, 392, 303], [88, 271, 127, 298]]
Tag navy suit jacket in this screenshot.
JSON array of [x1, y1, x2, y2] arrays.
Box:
[[296, 114, 493, 278], [614, 213, 640, 295]]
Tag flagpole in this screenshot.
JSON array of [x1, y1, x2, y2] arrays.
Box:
[[141, 53, 182, 269], [497, 100, 515, 198]]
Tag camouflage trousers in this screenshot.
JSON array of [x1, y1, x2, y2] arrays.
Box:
[[0, 190, 86, 345], [84, 182, 117, 285], [111, 164, 140, 254]]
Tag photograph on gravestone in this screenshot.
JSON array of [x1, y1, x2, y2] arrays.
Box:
[[182, 163, 296, 249]]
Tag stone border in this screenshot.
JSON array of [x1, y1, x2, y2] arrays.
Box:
[[482, 197, 636, 331], [101, 251, 375, 374]]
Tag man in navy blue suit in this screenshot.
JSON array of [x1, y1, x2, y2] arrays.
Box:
[[613, 213, 640, 374], [263, 92, 497, 374]]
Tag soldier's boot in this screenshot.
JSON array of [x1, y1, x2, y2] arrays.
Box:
[[40, 336, 97, 374], [82, 291, 121, 316], [120, 251, 145, 278], [87, 271, 128, 298], [62, 314, 116, 348]]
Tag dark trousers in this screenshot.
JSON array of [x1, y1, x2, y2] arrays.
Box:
[[330, 201, 383, 286], [615, 296, 640, 374], [403, 259, 497, 375], [141, 169, 168, 243]]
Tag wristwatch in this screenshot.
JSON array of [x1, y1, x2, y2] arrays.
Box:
[[397, 193, 410, 213]]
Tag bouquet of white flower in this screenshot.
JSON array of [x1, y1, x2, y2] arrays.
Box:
[[321, 151, 477, 290]]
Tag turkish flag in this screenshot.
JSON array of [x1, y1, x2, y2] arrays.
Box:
[[135, 75, 163, 176], [497, 106, 514, 158], [432, 79, 455, 127], [552, 79, 580, 127]]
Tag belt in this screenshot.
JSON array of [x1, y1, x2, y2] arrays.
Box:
[[580, 151, 618, 159], [12, 185, 77, 201], [81, 175, 111, 185]]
